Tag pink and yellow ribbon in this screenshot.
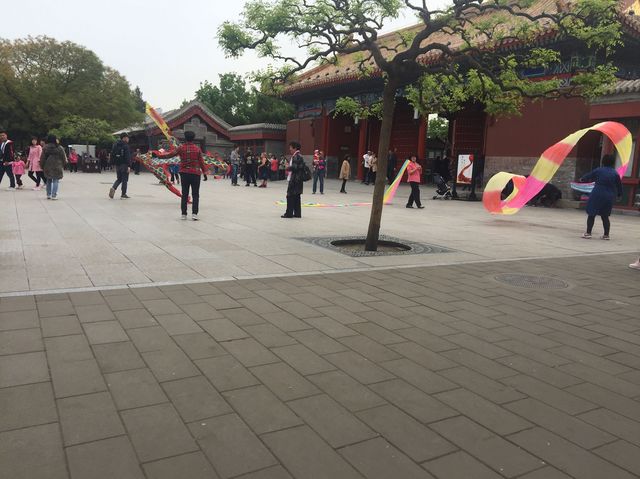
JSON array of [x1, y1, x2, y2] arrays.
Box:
[[483, 121, 632, 215]]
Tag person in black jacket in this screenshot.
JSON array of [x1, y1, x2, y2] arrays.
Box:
[[282, 141, 305, 218], [109, 133, 132, 199], [0, 130, 16, 188]]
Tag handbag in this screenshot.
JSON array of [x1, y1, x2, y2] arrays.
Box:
[[302, 163, 312, 182]]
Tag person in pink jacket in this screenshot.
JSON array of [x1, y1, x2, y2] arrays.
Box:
[[11, 155, 26, 189], [406, 155, 424, 209], [26, 138, 45, 190]]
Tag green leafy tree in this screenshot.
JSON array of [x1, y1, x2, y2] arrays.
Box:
[[218, 0, 621, 251], [50, 116, 115, 149], [0, 36, 143, 143], [427, 117, 449, 142], [133, 86, 146, 113], [194, 72, 294, 125]]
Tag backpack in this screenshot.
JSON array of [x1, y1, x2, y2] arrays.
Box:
[[302, 162, 312, 182], [112, 141, 126, 164]]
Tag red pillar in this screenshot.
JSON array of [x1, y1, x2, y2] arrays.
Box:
[[417, 116, 428, 161], [322, 110, 330, 154], [357, 119, 368, 181]]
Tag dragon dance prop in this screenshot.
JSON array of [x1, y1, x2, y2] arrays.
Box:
[[482, 122, 632, 215], [275, 160, 410, 208], [138, 103, 229, 200]]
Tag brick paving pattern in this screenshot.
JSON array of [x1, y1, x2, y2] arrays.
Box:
[[1, 253, 639, 478]]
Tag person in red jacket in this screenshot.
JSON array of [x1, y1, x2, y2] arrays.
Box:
[[155, 131, 207, 220], [405, 155, 424, 209]]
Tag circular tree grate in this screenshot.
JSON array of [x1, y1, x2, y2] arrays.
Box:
[[494, 273, 569, 289]]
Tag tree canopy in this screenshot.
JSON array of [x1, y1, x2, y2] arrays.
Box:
[[192, 72, 295, 125], [0, 36, 144, 143], [50, 116, 115, 147], [218, 0, 623, 250]]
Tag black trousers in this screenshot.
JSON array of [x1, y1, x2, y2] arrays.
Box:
[[28, 171, 46, 186], [69, 163, 78, 172], [407, 181, 422, 207], [285, 194, 301, 217], [246, 164, 257, 185], [587, 215, 610, 235], [0, 164, 15, 187], [340, 179, 347, 192], [112, 164, 129, 195], [181, 173, 201, 215]]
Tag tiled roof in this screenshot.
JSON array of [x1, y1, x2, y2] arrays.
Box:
[[283, 0, 640, 96], [604, 79, 640, 95], [228, 123, 287, 131]]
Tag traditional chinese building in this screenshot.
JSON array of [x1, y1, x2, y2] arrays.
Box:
[[116, 100, 286, 159], [281, 0, 640, 208]]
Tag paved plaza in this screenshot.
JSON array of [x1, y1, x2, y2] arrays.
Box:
[[1, 172, 640, 479]]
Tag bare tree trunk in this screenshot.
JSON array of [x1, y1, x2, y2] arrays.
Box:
[[364, 79, 398, 251]]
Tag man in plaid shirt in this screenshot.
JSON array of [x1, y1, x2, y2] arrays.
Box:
[[155, 131, 207, 220]]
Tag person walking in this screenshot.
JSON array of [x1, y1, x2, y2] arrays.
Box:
[[132, 149, 142, 175], [270, 154, 279, 181], [169, 163, 180, 184], [245, 149, 257, 186], [230, 146, 240, 185], [155, 131, 207, 220], [109, 133, 132, 199], [11, 154, 26, 189], [406, 155, 424, 209], [369, 152, 378, 185], [0, 130, 16, 189], [339, 154, 351, 193], [282, 141, 305, 218], [362, 151, 371, 184], [312, 149, 326, 194], [26, 138, 45, 190], [41, 135, 67, 200], [580, 154, 622, 240], [279, 155, 287, 180], [258, 152, 269, 187], [68, 148, 79, 173], [387, 148, 397, 184]]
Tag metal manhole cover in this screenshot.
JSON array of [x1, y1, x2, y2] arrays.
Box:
[[494, 273, 569, 289]]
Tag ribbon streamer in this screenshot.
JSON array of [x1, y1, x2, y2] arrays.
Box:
[[483, 122, 632, 215]]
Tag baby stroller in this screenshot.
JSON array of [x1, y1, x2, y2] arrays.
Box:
[[432, 174, 452, 200]]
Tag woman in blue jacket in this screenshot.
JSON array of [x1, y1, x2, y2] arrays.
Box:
[[580, 154, 622, 240]]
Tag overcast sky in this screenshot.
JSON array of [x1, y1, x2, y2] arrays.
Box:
[[5, 0, 447, 111]]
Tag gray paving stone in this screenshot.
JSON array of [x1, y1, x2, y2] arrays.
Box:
[[441, 349, 516, 378], [74, 304, 116, 323], [58, 391, 124, 445], [277, 301, 321, 319], [325, 350, 394, 384], [349, 322, 406, 344], [235, 465, 293, 479], [45, 334, 93, 364], [114, 308, 158, 329], [202, 293, 242, 310], [105, 368, 168, 410], [593, 440, 640, 477], [380, 358, 457, 394], [0, 382, 57, 432], [141, 346, 200, 382], [262, 425, 362, 479], [250, 362, 320, 401], [549, 344, 631, 375], [302, 316, 356, 338], [517, 467, 572, 479], [190, 413, 277, 478], [340, 437, 434, 479], [0, 309, 38, 331], [239, 297, 284, 314], [143, 452, 220, 479], [289, 394, 376, 447], [180, 302, 224, 321], [578, 408, 640, 447], [260, 310, 311, 332], [121, 403, 198, 462], [308, 370, 386, 411], [315, 305, 367, 325], [497, 355, 582, 388], [200, 318, 249, 341], [127, 326, 175, 352], [509, 428, 636, 479], [154, 313, 202, 335], [389, 342, 456, 371], [423, 451, 503, 479], [93, 341, 145, 373], [162, 376, 232, 422], [357, 404, 455, 462], [131, 287, 167, 301], [370, 379, 457, 424], [222, 337, 279, 367], [0, 423, 67, 479], [506, 398, 615, 449], [173, 332, 227, 359], [41, 315, 83, 337], [431, 416, 542, 478], [501, 375, 595, 415], [69, 291, 106, 307], [562, 362, 640, 398], [104, 294, 144, 311], [37, 299, 75, 318], [50, 357, 106, 398], [0, 328, 43, 355], [445, 333, 512, 359], [66, 435, 145, 479], [83, 321, 129, 345], [395, 327, 458, 352], [272, 344, 335, 375], [435, 388, 532, 435], [495, 339, 571, 367], [290, 329, 348, 355], [224, 385, 302, 434], [223, 307, 265, 326], [339, 335, 401, 362], [196, 355, 259, 391], [244, 323, 297, 348], [142, 298, 183, 315], [0, 296, 36, 313]]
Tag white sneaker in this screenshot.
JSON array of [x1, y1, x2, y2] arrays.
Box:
[[630, 260, 640, 270], [181, 215, 187, 220], [192, 214, 198, 221], [51, 196, 58, 201]]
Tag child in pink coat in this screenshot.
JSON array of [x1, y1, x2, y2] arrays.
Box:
[[11, 156, 26, 189]]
